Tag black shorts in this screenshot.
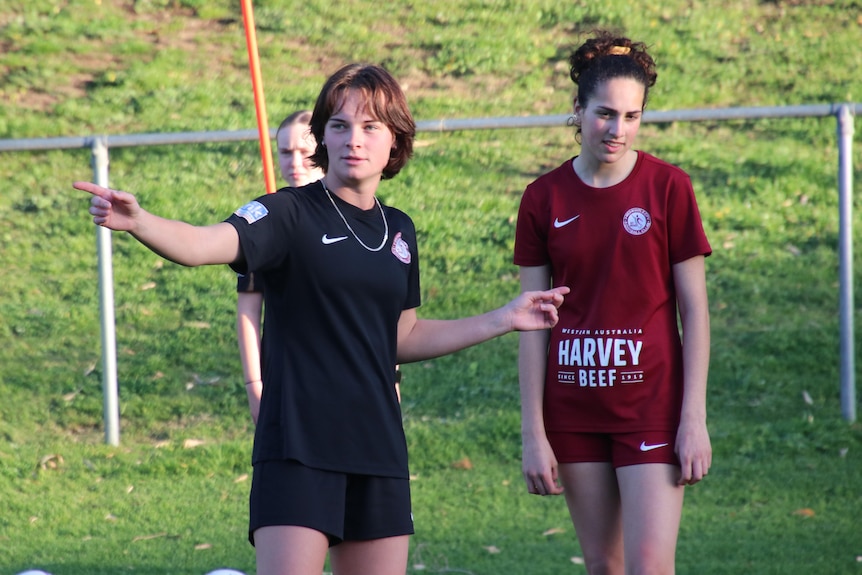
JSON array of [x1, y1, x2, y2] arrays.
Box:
[[248, 459, 414, 546]]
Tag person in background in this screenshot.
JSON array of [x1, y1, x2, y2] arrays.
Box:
[[514, 30, 711, 574], [237, 110, 325, 424], [76, 62, 568, 575]]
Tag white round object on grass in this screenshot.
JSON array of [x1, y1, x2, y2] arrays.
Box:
[[16, 571, 53, 575], [204, 570, 247, 575]]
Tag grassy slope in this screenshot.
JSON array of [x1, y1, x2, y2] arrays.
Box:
[[1, 0, 861, 573]]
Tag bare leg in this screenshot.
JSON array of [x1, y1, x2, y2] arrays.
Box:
[[254, 525, 329, 575], [616, 464, 684, 575], [329, 535, 410, 575], [559, 462, 625, 575]]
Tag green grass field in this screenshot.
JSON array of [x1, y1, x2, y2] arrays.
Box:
[[1, 1, 861, 573]]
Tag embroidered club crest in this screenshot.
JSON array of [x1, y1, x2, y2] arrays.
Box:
[[391, 232, 411, 264], [622, 207, 651, 236]]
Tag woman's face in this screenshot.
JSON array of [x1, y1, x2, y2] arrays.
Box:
[[322, 90, 395, 189], [276, 124, 324, 187], [575, 77, 645, 166]]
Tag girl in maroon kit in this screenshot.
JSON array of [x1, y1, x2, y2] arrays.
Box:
[[514, 31, 712, 574]]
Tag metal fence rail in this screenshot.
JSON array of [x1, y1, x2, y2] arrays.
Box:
[[1, 103, 858, 443]]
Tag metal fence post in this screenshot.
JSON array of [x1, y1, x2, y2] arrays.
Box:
[[91, 137, 121, 445], [837, 104, 856, 423]]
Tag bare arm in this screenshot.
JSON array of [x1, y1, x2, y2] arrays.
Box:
[[518, 265, 564, 496], [237, 291, 264, 424], [673, 255, 712, 485], [75, 181, 241, 266], [395, 286, 568, 364]]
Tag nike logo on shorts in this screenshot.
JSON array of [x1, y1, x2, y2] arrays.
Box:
[[554, 215, 580, 228], [321, 234, 348, 245], [639, 441, 669, 452]]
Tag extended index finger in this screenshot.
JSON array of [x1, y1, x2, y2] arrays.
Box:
[[73, 180, 112, 199]]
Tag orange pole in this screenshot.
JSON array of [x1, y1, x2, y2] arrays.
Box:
[[240, 0, 277, 194]]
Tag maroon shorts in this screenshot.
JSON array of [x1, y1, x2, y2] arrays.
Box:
[[547, 430, 679, 468]]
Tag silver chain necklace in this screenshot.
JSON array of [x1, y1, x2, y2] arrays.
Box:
[[321, 179, 389, 252]]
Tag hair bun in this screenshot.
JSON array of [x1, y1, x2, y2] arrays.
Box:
[[607, 45, 631, 56]]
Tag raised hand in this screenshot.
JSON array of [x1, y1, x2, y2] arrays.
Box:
[[74, 181, 142, 232], [506, 286, 569, 331]]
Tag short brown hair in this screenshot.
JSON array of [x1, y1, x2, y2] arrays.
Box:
[[310, 64, 415, 179]]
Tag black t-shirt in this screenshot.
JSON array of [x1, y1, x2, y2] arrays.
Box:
[[225, 181, 421, 478]]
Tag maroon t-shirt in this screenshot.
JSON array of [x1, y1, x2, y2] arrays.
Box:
[[514, 152, 711, 432]]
